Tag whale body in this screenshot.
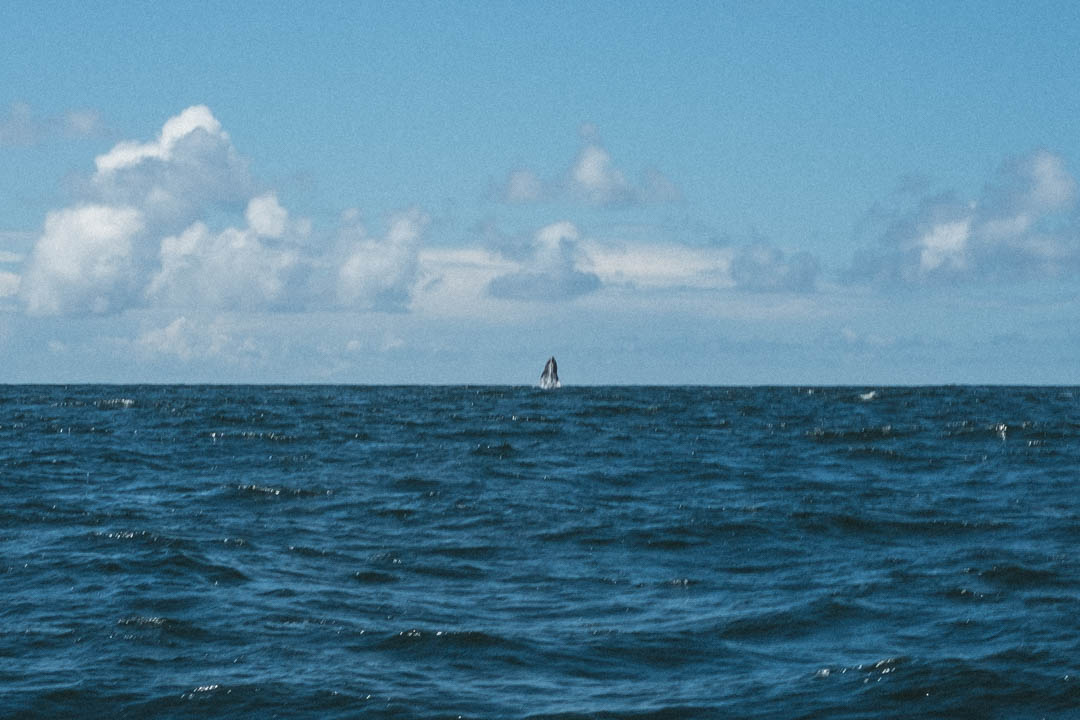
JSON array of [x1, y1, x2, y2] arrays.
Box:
[[539, 356, 560, 389]]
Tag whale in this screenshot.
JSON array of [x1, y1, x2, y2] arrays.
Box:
[[539, 356, 560, 389]]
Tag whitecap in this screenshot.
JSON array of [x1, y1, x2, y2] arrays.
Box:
[[97, 397, 135, 408]]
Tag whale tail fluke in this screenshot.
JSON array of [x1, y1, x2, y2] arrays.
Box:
[[539, 356, 560, 389]]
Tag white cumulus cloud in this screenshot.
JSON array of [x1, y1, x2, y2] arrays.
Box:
[[568, 144, 635, 206], [95, 105, 224, 173], [21, 204, 145, 315], [18, 106, 332, 317], [336, 208, 429, 311], [90, 105, 251, 226], [245, 193, 289, 238], [146, 221, 300, 311]]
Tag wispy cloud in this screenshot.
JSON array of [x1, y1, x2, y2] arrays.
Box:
[[457, 218, 821, 307], [582, 235, 818, 294], [63, 109, 104, 138], [0, 102, 39, 146], [853, 150, 1080, 285], [730, 242, 819, 293], [487, 221, 601, 301], [496, 125, 680, 207], [500, 168, 545, 204], [0, 271, 19, 299], [0, 102, 103, 146], [0, 236, 25, 307], [136, 315, 258, 363], [582, 240, 733, 290]]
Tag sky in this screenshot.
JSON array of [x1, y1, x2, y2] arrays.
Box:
[[2, 1, 1080, 384]]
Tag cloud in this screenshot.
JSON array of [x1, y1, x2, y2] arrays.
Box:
[[581, 235, 817, 293], [410, 247, 516, 319], [567, 143, 636, 206], [496, 126, 679, 207], [730, 242, 820, 292], [18, 105, 275, 315], [0, 271, 19, 298], [95, 105, 223, 173], [245, 193, 289, 238], [136, 315, 255, 362], [982, 149, 1075, 220], [345, 333, 405, 353], [582, 241, 733, 290], [0, 103, 104, 146], [0, 230, 34, 255], [64, 109, 104, 138], [0, 102, 40, 146], [0, 236, 27, 301], [336, 208, 429, 311], [500, 168, 544, 203], [20, 204, 145, 315], [19, 106, 431, 318], [854, 150, 1080, 285], [641, 167, 683, 204], [487, 221, 601, 301], [145, 220, 301, 312], [477, 219, 818, 301], [90, 105, 251, 225]]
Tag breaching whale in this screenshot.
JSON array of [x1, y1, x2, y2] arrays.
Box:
[[539, 356, 560, 389]]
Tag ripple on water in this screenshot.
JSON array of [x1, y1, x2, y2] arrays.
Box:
[[3, 385, 1078, 718]]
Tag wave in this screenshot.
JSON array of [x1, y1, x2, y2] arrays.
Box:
[[232, 483, 331, 498], [95, 397, 137, 409], [4, 385, 1079, 719], [791, 509, 1014, 538], [806, 424, 921, 443]]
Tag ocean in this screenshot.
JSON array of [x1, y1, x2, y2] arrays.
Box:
[[2, 385, 1078, 718]]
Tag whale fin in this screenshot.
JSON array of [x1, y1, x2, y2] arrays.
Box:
[[539, 356, 560, 389]]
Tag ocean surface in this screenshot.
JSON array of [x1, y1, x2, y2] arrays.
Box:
[[2, 385, 1078, 719]]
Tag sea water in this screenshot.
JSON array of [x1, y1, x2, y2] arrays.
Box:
[[2, 386, 1078, 718]]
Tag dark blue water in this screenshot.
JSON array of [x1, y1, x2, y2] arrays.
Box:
[[2, 386, 1078, 718]]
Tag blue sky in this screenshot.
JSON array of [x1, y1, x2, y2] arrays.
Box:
[[2, 1, 1079, 383]]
